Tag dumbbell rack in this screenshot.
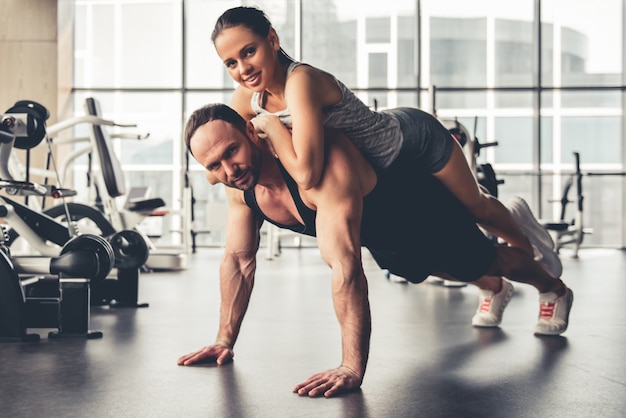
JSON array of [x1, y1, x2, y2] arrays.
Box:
[[21, 275, 102, 340], [0, 225, 107, 341]]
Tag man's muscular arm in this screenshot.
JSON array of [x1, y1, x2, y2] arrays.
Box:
[[293, 134, 374, 397], [178, 187, 261, 366]]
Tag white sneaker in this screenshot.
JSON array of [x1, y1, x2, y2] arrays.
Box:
[[508, 197, 563, 278], [535, 287, 574, 336], [472, 279, 515, 327]]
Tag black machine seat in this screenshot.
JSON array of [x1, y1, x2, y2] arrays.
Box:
[[121, 186, 166, 214], [84, 97, 126, 198], [84, 97, 165, 213], [125, 197, 166, 214], [543, 221, 571, 232], [541, 162, 577, 234], [542, 178, 574, 233], [540, 152, 590, 257]]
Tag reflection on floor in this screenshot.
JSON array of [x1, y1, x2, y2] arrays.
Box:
[[1, 247, 625, 418]]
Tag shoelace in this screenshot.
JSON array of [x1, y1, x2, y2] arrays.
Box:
[[479, 298, 492, 313], [539, 300, 556, 319]]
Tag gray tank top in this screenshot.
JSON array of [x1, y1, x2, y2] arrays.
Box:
[[250, 62, 403, 168]]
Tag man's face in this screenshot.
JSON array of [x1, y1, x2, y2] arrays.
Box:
[[190, 119, 261, 190]]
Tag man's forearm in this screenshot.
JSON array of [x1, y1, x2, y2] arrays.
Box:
[[216, 251, 257, 347], [331, 264, 372, 379]]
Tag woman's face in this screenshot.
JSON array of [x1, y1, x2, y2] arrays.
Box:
[[214, 26, 281, 92]]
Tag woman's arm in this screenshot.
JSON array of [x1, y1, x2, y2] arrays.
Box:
[[255, 66, 342, 190]]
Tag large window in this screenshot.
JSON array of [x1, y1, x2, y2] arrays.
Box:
[[69, 0, 626, 249]]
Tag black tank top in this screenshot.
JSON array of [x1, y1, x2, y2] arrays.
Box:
[[243, 161, 317, 237], [243, 159, 444, 252], [243, 160, 403, 247]]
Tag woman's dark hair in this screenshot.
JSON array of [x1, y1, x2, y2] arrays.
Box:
[[212, 6, 294, 64], [184, 103, 248, 156]]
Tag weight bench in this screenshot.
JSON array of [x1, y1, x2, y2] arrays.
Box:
[[541, 152, 592, 258], [84, 98, 165, 221], [84, 97, 187, 270]]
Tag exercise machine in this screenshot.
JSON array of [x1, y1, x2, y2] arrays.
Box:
[[4, 98, 188, 270], [542, 151, 592, 258], [1, 101, 150, 307], [2, 98, 183, 269], [81, 97, 189, 270], [440, 117, 504, 197]]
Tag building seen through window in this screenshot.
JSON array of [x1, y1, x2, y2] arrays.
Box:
[[70, 0, 624, 248]]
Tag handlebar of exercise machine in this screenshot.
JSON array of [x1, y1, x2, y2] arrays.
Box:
[[46, 114, 149, 139], [2, 109, 149, 145], [1, 106, 149, 187], [0, 114, 29, 143], [2, 101, 144, 191]]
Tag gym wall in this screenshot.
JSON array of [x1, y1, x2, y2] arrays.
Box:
[[0, 0, 74, 201]]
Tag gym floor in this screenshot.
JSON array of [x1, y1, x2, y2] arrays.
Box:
[[1, 246, 624, 418]]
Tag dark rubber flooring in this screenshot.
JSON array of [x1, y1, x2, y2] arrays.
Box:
[[1, 247, 624, 418]]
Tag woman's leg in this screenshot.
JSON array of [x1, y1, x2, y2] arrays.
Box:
[[433, 141, 535, 256], [389, 107, 560, 277]]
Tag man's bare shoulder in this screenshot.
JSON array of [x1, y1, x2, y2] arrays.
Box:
[[300, 133, 376, 205], [230, 87, 255, 121], [225, 186, 247, 206]]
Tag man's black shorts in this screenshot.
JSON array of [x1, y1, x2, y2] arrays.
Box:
[[360, 163, 497, 284]]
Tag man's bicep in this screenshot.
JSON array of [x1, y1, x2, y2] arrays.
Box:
[[315, 194, 364, 267], [310, 144, 368, 262], [224, 188, 262, 255]]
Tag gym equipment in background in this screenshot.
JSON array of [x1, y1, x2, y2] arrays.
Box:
[[0, 229, 115, 342], [440, 117, 504, 198], [81, 97, 188, 270], [1, 101, 150, 308], [542, 151, 592, 258], [3, 98, 188, 270]]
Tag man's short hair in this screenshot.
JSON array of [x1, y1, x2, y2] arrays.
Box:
[[184, 103, 248, 156]]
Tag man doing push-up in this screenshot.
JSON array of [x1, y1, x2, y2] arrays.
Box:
[[178, 103, 573, 398]]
